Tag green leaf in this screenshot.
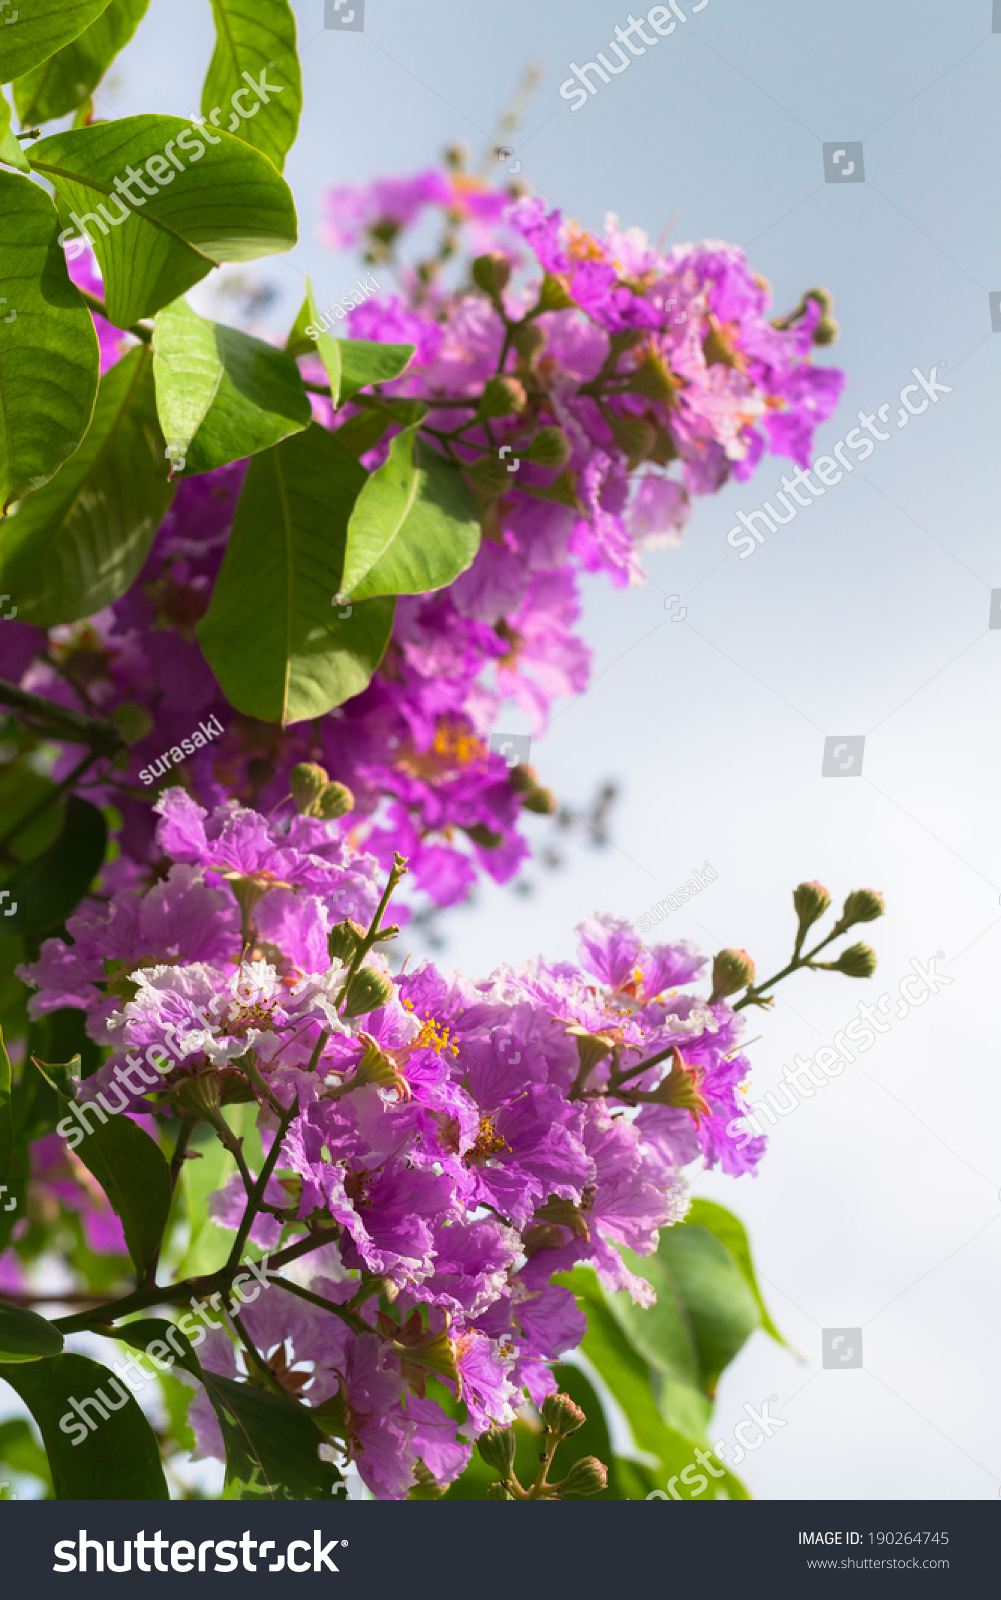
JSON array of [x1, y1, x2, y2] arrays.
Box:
[[2, 796, 107, 933], [203, 1372, 345, 1500], [0, 1025, 11, 1188], [13, 0, 150, 126], [202, 0, 301, 172], [0, 1352, 169, 1498], [303, 277, 413, 407], [607, 1228, 760, 1437], [0, 169, 99, 513], [0, 1302, 63, 1363], [32, 115, 298, 327], [198, 423, 395, 725], [0, 1, 113, 85], [30, 1050, 81, 1099], [0, 1416, 51, 1487], [152, 295, 310, 475], [342, 429, 480, 601], [0, 345, 173, 625], [72, 1110, 171, 1282], [684, 1197, 785, 1344], [0, 93, 30, 172], [563, 1269, 749, 1499]]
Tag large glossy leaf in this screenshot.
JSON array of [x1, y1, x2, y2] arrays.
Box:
[[13, 0, 150, 126], [342, 428, 480, 602], [562, 1269, 749, 1499], [2, 796, 106, 934], [203, 0, 301, 172], [609, 1227, 761, 1436], [302, 279, 413, 408], [0, 1351, 169, 1498], [685, 1198, 784, 1344], [0, 1, 112, 84], [198, 423, 395, 725], [0, 1025, 10, 1188], [0, 345, 173, 625], [152, 295, 309, 475], [121, 1319, 344, 1501], [0, 169, 99, 513], [0, 1302, 63, 1363], [32, 116, 297, 327], [72, 1110, 171, 1282]]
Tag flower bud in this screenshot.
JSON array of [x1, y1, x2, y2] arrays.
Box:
[[840, 889, 885, 927], [110, 700, 154, 746], [472, 253, 511, 297], [557, 1456, 608, 1496], [342, 966, 396, 1018], [478, 1426, 518, 1477], [541, 1392, 586, 1441], [467, 452, 516, 496], [509, 763, 557, 815], [793, 880, 831, 936], [464, 822, 505, 850], [290, 762, 329, 815], [316, 781, 354, 820], [829, 941, 878, 979], [527, 427, 572, 470], [710, 948, 756, 1004], [328, 919, 365, 964], [609, 413, 657, 462], [813, 315, 839, 346], [477, 376, 526, 419], [512, 322, 546, 362]]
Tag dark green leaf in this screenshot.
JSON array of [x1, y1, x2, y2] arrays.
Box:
[[13, 0, 150, 126], [202, 0, 301, 172], [0, 1025, 11, 1188], [0, 1416, 51, 1487], [202, 1372, 345, 1500], [112, 1316, 202, 1381], [685, 1197, 785, 1344], [0, 1302, 63, 1363], [31, 1050, 81, 1099], [561, 1267, 749, 1499], [0, 345, 173, 625], [72, 1109, 171, 1282], [0, 1, 113, 84], [198, 423, 395, 725], [0, 169, 99, 512], [2, 797, 106, 934], [343, 430, 480, 601], [152, 294, 310, 475], [304, 277, 413, 407], [32, 115, 298, 327], [0, 1352, 169, 1498]]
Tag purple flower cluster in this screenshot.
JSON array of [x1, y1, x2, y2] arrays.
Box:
[[19, 791, 764, 1498], [0, 172, 841, 910]]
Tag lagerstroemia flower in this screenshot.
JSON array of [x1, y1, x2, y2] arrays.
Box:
[[18, 790, 765, 1498], [1, 168, 840, 910]]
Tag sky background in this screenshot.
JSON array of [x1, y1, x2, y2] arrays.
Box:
[[10, 0, 1001, 1501]]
